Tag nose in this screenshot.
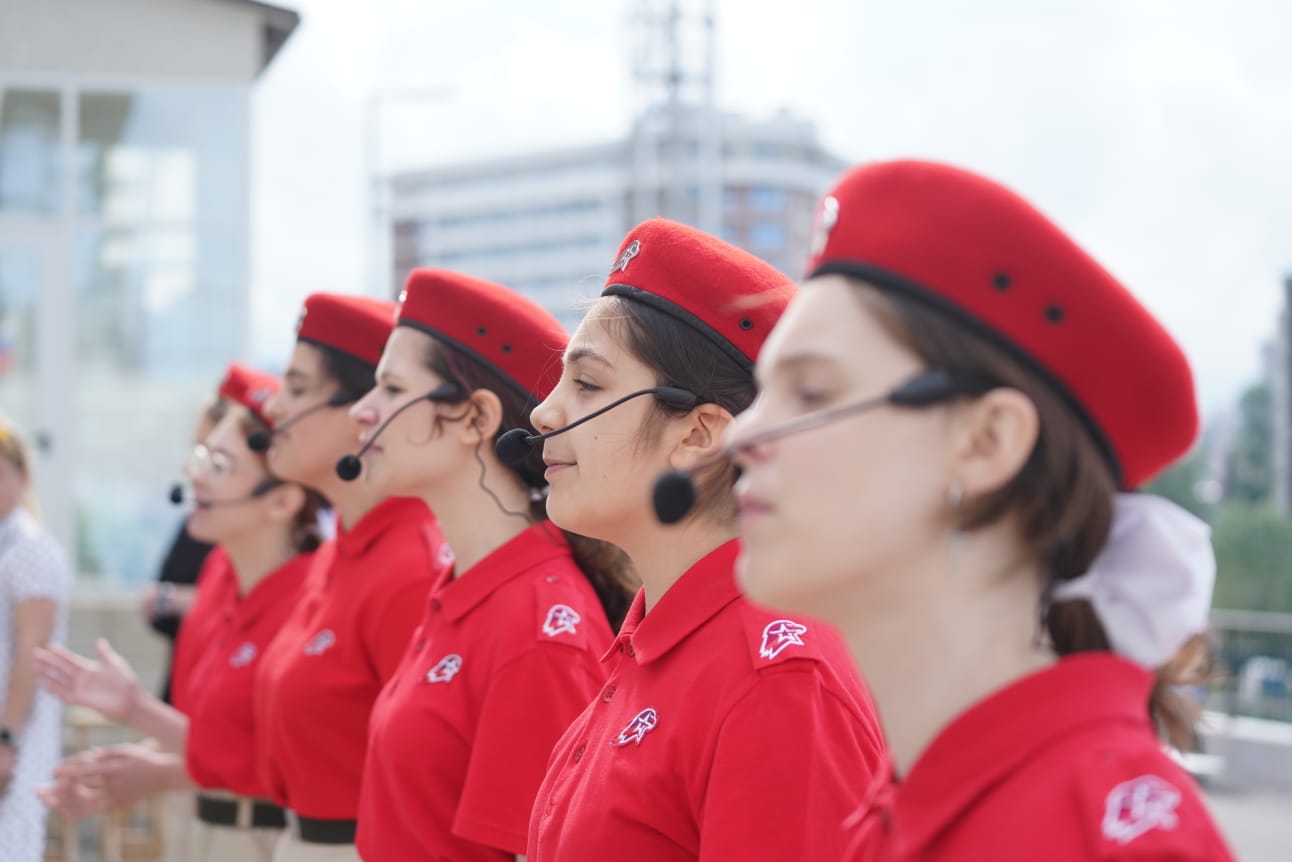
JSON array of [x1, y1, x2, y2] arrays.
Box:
[[349, 391, 380, 428], [262, 389, 286, 423], [529, 385, 565, 435], [726, 397, 773, 468]]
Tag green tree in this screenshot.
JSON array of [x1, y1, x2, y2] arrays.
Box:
[[1223, 383, 1272, 504], [1145, 453, 1212, 521], [1211, 503, 1292, 612]]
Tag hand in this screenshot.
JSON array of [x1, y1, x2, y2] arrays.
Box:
[[37, 757, 108, 821], [35, 640, 141, 722], [49, 743, 181, 812], [0, 742, 14, 794]]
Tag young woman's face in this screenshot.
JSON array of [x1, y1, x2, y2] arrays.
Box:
[[0, 454, 27, 520], [530, 302, 678, 544], [350, 327, 458, 497], [184, 409, 279, 545], [730, 276, 959, 620], [262, 342, 368, 489]]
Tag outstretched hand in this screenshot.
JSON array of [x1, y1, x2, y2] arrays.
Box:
[[35, 639, 140, 722]]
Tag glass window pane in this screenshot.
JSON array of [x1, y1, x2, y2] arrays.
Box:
[[78, 88, 246, 223], [0, 88, 61, 214]]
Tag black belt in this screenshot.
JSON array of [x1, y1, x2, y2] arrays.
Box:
[[196, 795, 287, 829], [296, 816, 358, 845]]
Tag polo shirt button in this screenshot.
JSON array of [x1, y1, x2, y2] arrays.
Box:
[[572, 745, 586, 763], [413, 639, 426, 653], [545, 575, 559, 583], [624, 643, 635, 658], [601, 684, 616, 702], [431, 599, 442, 611]]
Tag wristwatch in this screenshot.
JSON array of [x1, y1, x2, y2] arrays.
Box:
[[0, 727, 15, 748]]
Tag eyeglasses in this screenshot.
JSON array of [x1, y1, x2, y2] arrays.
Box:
[[186, 444, 235, 479]]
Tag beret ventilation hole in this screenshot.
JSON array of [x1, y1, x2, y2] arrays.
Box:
[[738, 318, 754, 331], [992, 272, 1011, 291], [1045, 305, 1065, 323], [477, 326, 487, 336]]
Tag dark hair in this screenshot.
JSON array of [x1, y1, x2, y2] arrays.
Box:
[[204, 395, 230, 429], [422, 334, 638, 629], [597, 296, 758, 524], [238, 410, 327, 554], [850, 281, 1201, 749], [315, 343, 379, 403]]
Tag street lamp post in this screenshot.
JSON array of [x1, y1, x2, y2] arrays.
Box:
[[363, 87, 451, 299]]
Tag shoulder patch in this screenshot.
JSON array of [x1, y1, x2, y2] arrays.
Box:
[[1100, 774, 1181, 845], [1071, 740, 1221, 857], [531, 568, 592, 649], [742, 607, 822, 669]]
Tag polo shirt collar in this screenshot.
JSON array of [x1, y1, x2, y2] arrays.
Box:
[[431, 522, 569, 623], [605, 539, 742, 666], [336, 496, 429, 558], [232, 552, 313, 630], [889, 652, 1154, 855]]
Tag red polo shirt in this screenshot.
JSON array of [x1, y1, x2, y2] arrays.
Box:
[[184, 552, 313, 797], [170, 547, 235, 715], [849, 653, 1235, 860], [254, 497, 449, 819], [528, 540, 887, 861], [356, 522, 613, 860]]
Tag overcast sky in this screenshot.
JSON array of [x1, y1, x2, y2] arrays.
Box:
[[249, 0, 1292, 417]]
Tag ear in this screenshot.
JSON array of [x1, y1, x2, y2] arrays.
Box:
[[457, 389, 504, 445], [949, 388, 1039, 498], [264, 482, 306, 526], [667, 403, 734, 471]]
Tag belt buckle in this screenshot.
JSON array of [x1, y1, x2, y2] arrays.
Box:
[[236, 798, 253, 830]]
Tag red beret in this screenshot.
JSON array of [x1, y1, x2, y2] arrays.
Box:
[[397, 269, 568, 403], [602, 219, 796, 371], [217, 363, 280, 427], [807, 160, 1198, 489], [296, 293, 396, 367]]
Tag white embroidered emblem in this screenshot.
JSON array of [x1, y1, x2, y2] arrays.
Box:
[[303, 629, 336, 656], [249, 387, 272, 406], [613, 707, 658, 747], [438, 544, 455, 567], [809, 195, 840, 258], [426, 654, 463, 684], [1101, 775, 1182, 845], [228, 641, 258, 668], [542, 604, 581, 637], [609, 240, 641, 275], [759, 619, 809, 659]]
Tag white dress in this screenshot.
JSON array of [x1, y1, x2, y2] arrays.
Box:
[[0, 508, 71, 862]]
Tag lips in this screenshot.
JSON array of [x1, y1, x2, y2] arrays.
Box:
[[542, 452, 575, 478], [734, 484, 774, 522]]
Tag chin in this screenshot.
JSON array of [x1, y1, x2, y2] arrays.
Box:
[[736, 545, 820, 619]]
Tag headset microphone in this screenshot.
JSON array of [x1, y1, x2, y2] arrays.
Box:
[[651, 369, 992, 525], [495, 386, 698, 467], [334, 382, 466, 481], [247, 390, 358, 453]]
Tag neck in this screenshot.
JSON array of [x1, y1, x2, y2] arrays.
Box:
[[312, 473, 386, 532], [421, 455, 532, 575], [839, 530, 1053, 777], [223, 528, 297, 596], [616, 515, 735, 613]]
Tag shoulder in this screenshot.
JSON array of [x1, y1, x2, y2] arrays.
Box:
[[1065, 735, 1234, 859], [1, 513, 70, 587], [523, 558, 609, 652], [734, 600, 852, 676]]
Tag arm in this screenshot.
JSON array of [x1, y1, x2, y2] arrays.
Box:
[[0, 597, 58, 789], [38, 742, 194, 818], [36, 640, 189, 751]]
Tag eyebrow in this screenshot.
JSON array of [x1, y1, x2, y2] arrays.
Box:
[[756, 351, 841, 385], [565, 346, 613, 369], [284, 369, 311, 385]]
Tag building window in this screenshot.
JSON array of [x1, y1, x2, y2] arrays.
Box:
[[749, 222, 786, 251], [749, 186, 788, 213], [0, 88, 61, 214]]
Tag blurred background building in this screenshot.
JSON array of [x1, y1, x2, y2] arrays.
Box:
[[384, 0, 844, 327], [0, 0, 298, 580]]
